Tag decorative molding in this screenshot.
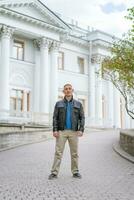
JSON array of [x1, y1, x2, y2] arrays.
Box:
[[34, 38, 61, 51], [0, 0, 71, 31], [92, 39, 112, 49], [33, 39, 39, 49], [0, 0, 34, 7], [0, 7, 68, 34], [33, 37, 52, 50], [51, 40, 61, 51], [0, 24, 14, 38], [40, 37, 51, 49], [0, 3, 115, 49], [60, 32, 69, 43], [67, 34, 88, 47], [91, 54, 106, 64]]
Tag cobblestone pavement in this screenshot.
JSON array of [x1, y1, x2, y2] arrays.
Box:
[[0, 130, 134, 200]]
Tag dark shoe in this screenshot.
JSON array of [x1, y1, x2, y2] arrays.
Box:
[[73, 173, 82, 179], [48, 173, 57, 180]]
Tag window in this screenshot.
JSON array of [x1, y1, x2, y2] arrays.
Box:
[[10, 90, 31, 112], [77, 57, 85, 74], [10, 89, 24, 112], [13, 40, 24, 60], [58, 51, 64, 70]]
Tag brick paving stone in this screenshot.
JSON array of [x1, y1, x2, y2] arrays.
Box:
[[0, 130, 134, 200]]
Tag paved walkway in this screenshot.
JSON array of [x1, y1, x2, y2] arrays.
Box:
[[0, 130, 134, 200]]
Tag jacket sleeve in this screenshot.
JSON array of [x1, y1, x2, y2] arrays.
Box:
[[79, 103, 85, 132], [53, 102, 59, 132]]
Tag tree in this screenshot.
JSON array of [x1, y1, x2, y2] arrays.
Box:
[[126, 7, 134, 40], [101, 7, 134, 120]]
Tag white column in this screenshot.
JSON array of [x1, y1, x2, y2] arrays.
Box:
[[0, 25, 13, 118], [88, 42, 96, 126], [89, 64, 96, 125], [50, 41, 60, 113], [108, 82, 114, 128], [39, 38, 50, 113], [93, 54, 103, 127], [97, 77, 103, 126], [113, 87, 121, 128], [33, 40, 40, 113]]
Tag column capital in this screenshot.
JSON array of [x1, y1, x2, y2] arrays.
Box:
[[51, 40, 61, 51], [40, 37, 50, 49], [33, 37, 51, 50], [0, 25, 14, 38], [91, 53, 106, 64]]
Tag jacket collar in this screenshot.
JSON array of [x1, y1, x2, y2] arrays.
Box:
[[63, 95, 73, 103]]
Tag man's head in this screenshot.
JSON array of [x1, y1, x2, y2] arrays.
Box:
[[63, 83, 74, 97]]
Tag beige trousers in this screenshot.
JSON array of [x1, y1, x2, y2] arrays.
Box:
[[51, 130, 79, 175]]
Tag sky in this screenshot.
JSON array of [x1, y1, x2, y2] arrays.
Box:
[[42, 0, 134, 37]]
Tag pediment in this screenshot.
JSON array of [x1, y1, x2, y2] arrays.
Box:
[[0, 0, 71, 31]]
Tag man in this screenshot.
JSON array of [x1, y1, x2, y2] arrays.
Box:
[[48, 83, 85, 180]]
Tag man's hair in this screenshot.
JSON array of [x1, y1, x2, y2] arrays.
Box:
[[63, 83, 72, 88]]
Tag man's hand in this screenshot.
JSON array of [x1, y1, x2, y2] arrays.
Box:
[[53, 131, 60, 138], [77, 131, 83, 137]]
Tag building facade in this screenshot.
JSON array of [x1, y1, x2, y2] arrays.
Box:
[[0, 0, 133, 128]]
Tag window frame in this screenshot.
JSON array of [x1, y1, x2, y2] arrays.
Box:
[[58, 51, 64, 70], [13, 39, 25, 61], [77, 56, 85, 74], [10, 89, 24, 112]]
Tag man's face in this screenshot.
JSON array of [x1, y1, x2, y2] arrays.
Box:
[[63, 84, 74, 97]]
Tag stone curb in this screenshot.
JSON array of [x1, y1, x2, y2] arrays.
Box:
[[113, 142, 134, 164]]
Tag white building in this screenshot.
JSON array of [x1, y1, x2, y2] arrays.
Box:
[[0, 0, 133, 128]]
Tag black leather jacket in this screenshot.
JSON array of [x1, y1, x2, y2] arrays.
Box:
[[53, 97, 85, 132]]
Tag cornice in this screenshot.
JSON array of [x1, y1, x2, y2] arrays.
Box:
[[92, 39, 112, 49], [0, 5, 112, 49], [89, 29, 118, 41], [0, 10, 112, 49], [0, 0, 34, 7], [59, 32, 89, 48], [0, 7, 68, 34], [36, 0, 71, 30], [0, 0, 71, 30], [66, 35, 89, 48]]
